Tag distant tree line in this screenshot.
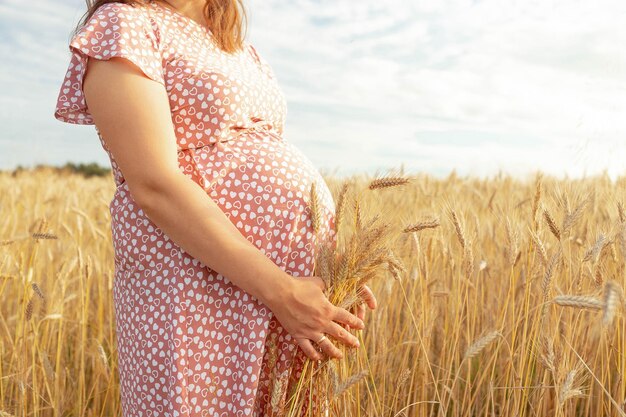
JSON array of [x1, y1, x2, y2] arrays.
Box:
[[6, 162, 111, 178]]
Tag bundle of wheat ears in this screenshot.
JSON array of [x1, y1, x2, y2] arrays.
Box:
[[263, 173, 413, 416]]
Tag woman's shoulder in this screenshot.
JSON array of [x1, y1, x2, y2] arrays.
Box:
[[55, 1, 167, 125], [74, 1, 179, 55], [77, 1, 161, 41], [87, 1, 151, 21], [70, 1, 164, 54]]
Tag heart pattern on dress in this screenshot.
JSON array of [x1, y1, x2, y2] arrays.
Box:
[[54, 1, 336, 416]]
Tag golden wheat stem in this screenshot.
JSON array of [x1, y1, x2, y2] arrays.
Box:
[[552, 295, 604, 310], [368, 176, 411, 190], [403, 218, 440, 233], [463, 330, 501, 361]]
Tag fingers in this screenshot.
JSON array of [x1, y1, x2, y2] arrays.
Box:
[[315, 334, 343, 359], [326, 321, 359, 348], [357, 284, 377, 310], [344, 287, 371, 330], [332, 305, 365, 330], [356, 302, 366, 321], [296, 338, 323, 361]]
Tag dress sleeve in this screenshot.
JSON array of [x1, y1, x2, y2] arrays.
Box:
[[248, 43, 277, 81], [54, 2, 165, 125]]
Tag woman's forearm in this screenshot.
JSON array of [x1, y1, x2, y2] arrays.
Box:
[[130, 170, 294, 308]]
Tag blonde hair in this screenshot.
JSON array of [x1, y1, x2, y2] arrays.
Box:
[[73, 0, 248, 54]]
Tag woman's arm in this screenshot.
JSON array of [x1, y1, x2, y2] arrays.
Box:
[[82, 55, 294, 307], [129, 165, 294, 308], [82, 55, 365, 360]]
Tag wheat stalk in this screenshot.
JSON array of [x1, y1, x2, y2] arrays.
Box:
[[464, 245, 474, 279], [333, 249, 352, 285], [32, 282, 47, 313], [25, 297, 34, 320], [309, 181, 321, 234], [582, 233, 608, 263], [316, 242, 334, 289], [332, 370, 369, 399], [403, 217, 440, 233], [270, 368, 290, 414], [463, 330, 501, 361], [529, 228, 548, 266], [449, 209, 466, 250], [31, 232, 58, 240], [543, 208, 561, 241], [539, 336, 557, 373], [397, 368, 411, 388], [327, 360, 340, 397], [32, 282, 44, 299], [559, 368, 586, 407], [97, 342, 110, 373], [41, 351, 56, 382], [602, 280, 621, 327], [562, 197, 588, 236], [386, 249, 407, 281], [552, 295, 604, 310], [618, 222, 626, 264], [505, 217, 519, 267], [334, 181, 350, 233], [353, 196, 362, 231], [336, 291, 362, 312], [368, 176, 411, 190], [540, 248, 562, 323]]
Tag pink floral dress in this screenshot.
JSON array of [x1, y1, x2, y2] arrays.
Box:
[[54, 2, 336, 416]]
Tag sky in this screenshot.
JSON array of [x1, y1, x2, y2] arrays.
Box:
[[1, 0, 625, 180]]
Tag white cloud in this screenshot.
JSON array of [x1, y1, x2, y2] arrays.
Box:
[[246, 0, 626, 179], [1, 0, 624, 180]]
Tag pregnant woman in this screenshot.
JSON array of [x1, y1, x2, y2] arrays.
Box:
[[54, 0, 376, 415]]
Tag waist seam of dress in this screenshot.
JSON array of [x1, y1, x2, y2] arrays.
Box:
[[179, 122, 283, 191], [112, 121, 282, 190]]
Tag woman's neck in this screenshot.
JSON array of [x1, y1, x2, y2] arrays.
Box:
[[153, 0, 210, 30]]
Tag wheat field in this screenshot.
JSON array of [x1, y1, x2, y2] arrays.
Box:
[[1, 166, 625, 416]]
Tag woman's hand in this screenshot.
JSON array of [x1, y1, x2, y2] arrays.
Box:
[[340, 284, 377, 332], [267, 275, 365, 361], [355, 284, 377, 322]]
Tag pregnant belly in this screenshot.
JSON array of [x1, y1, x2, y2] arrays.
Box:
[[177, 131, 337, 267]]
